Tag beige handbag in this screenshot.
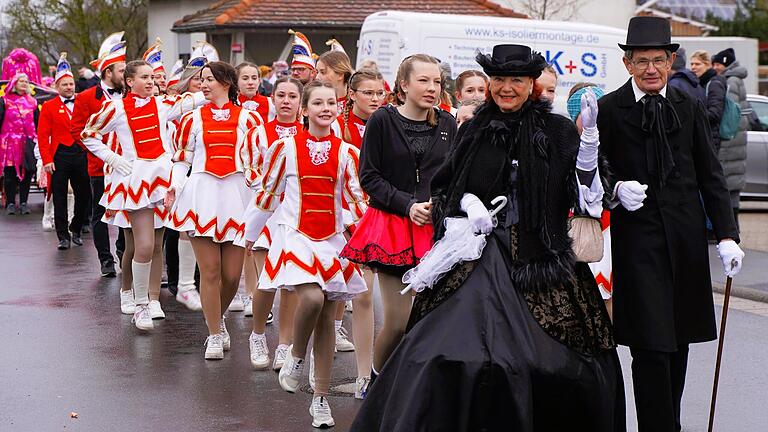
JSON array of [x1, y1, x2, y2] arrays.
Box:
[[568, 215, 604, 263]]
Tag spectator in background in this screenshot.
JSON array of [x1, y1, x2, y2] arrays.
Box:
[[713, 47, 749, 229], [690, 50, 727, 153], [269, 60, 290, 86], [75, 67, 99, 93], [258, 65, 273, 96], [538, 64, 558, 103], [668, 48, 705, 105]]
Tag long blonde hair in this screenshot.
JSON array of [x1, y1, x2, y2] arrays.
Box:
[[393, 54, 441, 127]]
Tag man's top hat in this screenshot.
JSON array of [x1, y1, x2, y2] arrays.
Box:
[[618, 16, 680, 52]]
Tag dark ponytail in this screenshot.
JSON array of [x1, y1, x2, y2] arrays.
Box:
[[202, 61, 239, 105]]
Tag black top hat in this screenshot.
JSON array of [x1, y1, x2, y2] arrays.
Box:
[[618, 16, 680, 52], [475, 44, 547, 78]]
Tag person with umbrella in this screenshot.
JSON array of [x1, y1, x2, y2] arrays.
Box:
[[597, 16, 744, 432]]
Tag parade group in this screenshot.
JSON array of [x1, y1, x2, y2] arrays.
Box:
[[0, 15, 750, 432]]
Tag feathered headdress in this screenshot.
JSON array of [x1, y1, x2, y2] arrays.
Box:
[[143, 38, 165, 74], [289, 30, 315, 70], [54, 52, 74, 84], [90, 32, 126, 72]]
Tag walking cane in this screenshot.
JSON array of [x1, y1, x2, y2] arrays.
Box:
[[707, 263, 736, 432]]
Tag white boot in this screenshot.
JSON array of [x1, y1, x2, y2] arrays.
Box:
[[41, 197, 54, 232], [67, 189, 75, 223], [178, 239, 197, 290]]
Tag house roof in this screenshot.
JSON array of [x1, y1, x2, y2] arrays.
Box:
[[172, 0, 526, 33]]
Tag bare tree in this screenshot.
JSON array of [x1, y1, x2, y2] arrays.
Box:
[[518, 0, 585, 21], [2, 0, 147, 68]]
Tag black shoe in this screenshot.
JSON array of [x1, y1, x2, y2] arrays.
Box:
[[57, 239, 71, 250], [167, 284, 178, 296], [71, 233, 83, 246], [19, 203, 30, 214], [100, 261, 117, 278], [81, 225, 90, 234], [266, 311, 274, 325], [6, 204, 16, 215]]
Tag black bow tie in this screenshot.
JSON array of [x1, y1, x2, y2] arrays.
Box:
[[63, 99, 74, 105], [106, 87, 121, 95]]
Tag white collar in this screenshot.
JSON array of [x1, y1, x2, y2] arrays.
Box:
[[100, 81, 122, 100], [631, 77, 667, 102]]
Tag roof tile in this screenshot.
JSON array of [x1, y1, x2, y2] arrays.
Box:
[[173, 0, 526, 32]]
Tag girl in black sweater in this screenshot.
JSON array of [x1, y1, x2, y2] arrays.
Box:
[[341, 54, 457, 381]]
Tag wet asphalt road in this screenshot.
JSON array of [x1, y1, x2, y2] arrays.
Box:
[[1, 194, 767, 431]]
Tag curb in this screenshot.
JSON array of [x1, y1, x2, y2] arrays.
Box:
[[713, 281, 768, 304]]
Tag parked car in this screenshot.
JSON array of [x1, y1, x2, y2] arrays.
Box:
[[743, 94, 768, 200]]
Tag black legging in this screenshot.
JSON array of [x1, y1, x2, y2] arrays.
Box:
[[3, 166, 32, 207]]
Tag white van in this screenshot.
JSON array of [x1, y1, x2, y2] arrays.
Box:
[[357, 11, 628, 111]]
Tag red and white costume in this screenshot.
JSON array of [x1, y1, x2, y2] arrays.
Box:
[[589, 210, 613, 300], [330, 110, 366, 149], [238, 93, 275, 124], [81, 91, 206, 228], [167, 102, 261, 244], [242, 119, 302, 250], [247, 131, 368, 300]]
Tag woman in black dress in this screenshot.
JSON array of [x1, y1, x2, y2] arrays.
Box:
[[350, 44, 626, 431]]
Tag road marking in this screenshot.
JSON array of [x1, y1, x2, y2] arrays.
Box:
[[713, 293, 768, 317]]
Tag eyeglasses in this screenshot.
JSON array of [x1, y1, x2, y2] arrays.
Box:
[[631, 57, 670, 71], [353, 89, 387, 99]]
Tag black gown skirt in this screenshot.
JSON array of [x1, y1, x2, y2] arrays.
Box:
[[350, 227, 626, 432]]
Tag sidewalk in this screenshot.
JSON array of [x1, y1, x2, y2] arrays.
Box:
[[709, 245, 768, 303]]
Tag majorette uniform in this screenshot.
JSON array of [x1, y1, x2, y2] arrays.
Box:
[[238, 93, 275, 124], [336, 96, 347, 116], [247, 131, 368, 300], [81, 91, 206, 227], [167, 102, 261, 245], [589, 210, 613, 300], [242, 118, 302, 251], [331, 110, 366, 149]]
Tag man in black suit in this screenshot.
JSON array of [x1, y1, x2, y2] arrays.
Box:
[[597, 16, 745, 432]]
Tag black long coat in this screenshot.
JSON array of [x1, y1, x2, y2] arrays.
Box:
[[597, 79, 739, 352]]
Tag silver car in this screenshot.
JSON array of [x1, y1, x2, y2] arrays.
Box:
[[743, 94, 768, 200]]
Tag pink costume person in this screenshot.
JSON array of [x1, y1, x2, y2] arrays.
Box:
[[1, 73, 38, 212]]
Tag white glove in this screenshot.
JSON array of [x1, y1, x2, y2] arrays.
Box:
[[717, 239, 745, 278], [616, 181, 648, 211], [460, 193, 493, 235], [104, 152, 132, 176], [580, 88, 598, 130]]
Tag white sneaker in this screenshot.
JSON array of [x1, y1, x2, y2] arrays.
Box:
[[228, 294, 245, 311], [309, 349, 315, 391], [345, 300, 353, 313], [335, 327, 355, 352], [132, 304, 154, 331], [120, 290, 135, 315], [273, 344, 289, 371], [176, 288, 202, 311], [249, 332, 270, 370], [219, 317, 230, 351], [355, 376, 371, 400], [278, 345, 304, 393], [148, 300, 165, 319], [309, 396, 335, 428], [243, 296, 253, 317], [204, 334, 224, 360]]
